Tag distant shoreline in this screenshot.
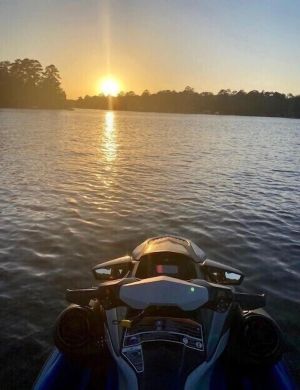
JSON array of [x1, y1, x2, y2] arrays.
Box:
[[73, 106, 300, 120], [71, 89, 300, 119], [0, 106, 72, 111], [2, 105, 300, 121]]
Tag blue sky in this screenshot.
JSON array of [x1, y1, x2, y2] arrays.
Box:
[[1, 0, 300, 98]]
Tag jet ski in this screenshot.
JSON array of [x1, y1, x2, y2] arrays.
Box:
[[34, 236, 296, 389]]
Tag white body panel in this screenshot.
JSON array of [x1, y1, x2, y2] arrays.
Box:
[[120, 276, 209, 311]]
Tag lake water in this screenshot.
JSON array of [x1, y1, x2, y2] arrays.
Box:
[[0, 108, 299, 388]]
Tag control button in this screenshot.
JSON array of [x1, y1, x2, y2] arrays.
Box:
[[155, 320, 163, 330]]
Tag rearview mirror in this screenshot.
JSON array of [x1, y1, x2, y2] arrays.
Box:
[[93, 266, 114, 281], [225, 271, 242, 282], [92, 256, 133, 281], [201, 259, 244, 285]]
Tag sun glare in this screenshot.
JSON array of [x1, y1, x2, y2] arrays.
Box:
[[100, 77, 120, 97]]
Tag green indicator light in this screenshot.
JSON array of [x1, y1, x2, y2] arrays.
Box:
[[190, 287, 195, 292]]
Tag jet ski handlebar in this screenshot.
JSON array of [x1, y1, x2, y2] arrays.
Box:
[[66, 279, 266, 311]]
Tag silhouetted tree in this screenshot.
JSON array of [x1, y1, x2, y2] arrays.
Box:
[[184, 86, 194, 94], [0, 58, 66, 108], [39, 64, 66, 107]]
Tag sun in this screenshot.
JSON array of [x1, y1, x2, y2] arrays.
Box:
[[99, 77, 120, 97]]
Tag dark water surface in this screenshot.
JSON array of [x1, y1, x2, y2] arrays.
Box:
[[0, 108, 299, 388]]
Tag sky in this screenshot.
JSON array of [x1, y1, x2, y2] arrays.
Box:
[[1, 0, 300, 99]]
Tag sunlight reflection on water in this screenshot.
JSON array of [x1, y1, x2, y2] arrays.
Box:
[[102, 111, 117, 163]]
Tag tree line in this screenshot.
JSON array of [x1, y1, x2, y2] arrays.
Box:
[[74, 86, 300, 118], [0, 59, 66, 109], [1, 59, 300, 118]]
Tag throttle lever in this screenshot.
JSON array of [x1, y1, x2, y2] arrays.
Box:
[[234, 292, 266, 310]]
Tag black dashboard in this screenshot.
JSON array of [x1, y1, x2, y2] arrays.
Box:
[[121, 316, 205, 375]]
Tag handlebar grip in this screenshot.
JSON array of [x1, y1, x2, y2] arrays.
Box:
[[66, 288, 98, 305], [234, 292, 266, 310]]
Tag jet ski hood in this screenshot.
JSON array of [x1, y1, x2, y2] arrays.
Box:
[[132, 236, 207, 263]]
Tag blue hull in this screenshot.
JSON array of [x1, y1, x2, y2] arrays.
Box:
[[34, 349, 296, 390]]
